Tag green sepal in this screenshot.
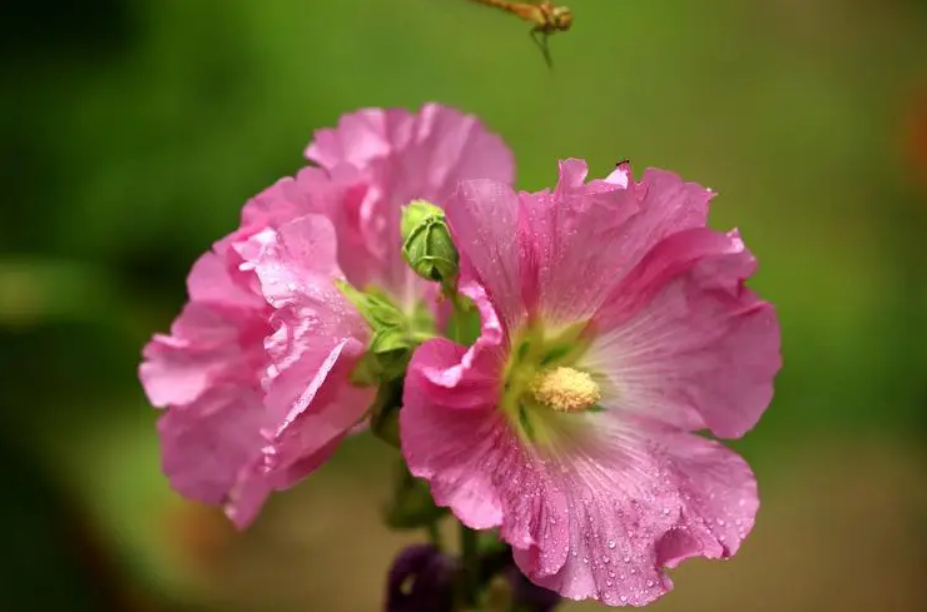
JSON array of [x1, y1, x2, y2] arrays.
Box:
[[369, 379, 403, 448], [337, 280, 420, 383], [337, 279, 406, 330], [383, 457, 448, 529], [369, 328, 415, 381]]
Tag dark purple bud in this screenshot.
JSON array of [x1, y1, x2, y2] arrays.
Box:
[[386, 544, 458, 612], [507, 566, 561, 612]]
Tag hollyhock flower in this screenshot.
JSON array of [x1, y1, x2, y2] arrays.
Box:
[[140, 104, 514, 527], [401, 159, 781, 606]]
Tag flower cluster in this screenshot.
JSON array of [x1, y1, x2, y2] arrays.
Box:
[[140, 104, 781, 609]]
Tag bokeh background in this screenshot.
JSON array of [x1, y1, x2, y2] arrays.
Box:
[[3, 0, 927, 610]]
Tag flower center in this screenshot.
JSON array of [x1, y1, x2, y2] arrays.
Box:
[[529, 367, 601, 413]]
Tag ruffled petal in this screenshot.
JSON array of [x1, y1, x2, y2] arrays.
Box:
[[140, 303, 247, 407], [156, 383, 271, 528], [305, 104, 514, 188], [305, 104, 515, 299], [185, 245, 263, 309], [444, 180, 528, 331], [610, 167, 714, 277], [239, 214, 373, 481], [403, 379, 758, 606], [507, 414, 758, 606], [401, 282, 509, 528], [449, 161, 714, 328], [584, 228, 781, 438], [401, 354, 505, 530], [140, 240, 270, 409], [519, 159, 641, 323]]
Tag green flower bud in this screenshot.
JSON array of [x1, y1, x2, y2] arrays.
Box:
[[401, 200, 459, 285]]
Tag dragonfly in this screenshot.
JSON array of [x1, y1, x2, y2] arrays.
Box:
[[467, 0, 573, 68]]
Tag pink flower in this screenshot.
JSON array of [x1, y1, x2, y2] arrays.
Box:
[[140, 104, 514, 526], [400, 159, 781, 606]]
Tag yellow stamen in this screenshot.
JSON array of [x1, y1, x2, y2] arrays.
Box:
[[529, 367, 600, 413]]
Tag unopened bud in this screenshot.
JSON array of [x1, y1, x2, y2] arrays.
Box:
[[401, 200, 459, 285], [386, 545, 458, 612]]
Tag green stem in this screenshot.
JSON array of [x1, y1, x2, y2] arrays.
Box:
[[460, 523, 480, 606], [427, 521, 443, 551]]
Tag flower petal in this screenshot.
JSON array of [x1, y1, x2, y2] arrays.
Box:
[[261, 337, 371, 487], [305, 104, 515, 300], [508, 415, 758, 606], [403, 378, 758, 606], [305, 104, 515, 187], [585, 228, 781, 438], [185, 244, 263, 308], [445, 180, 528, 331], [140, 304, 248, 407], [520, 159, 642, 323], [614, 167, 714, 273], [140, 243, 269, 409], [241, 214, 373, 481], [401, 284, 509, 527], [448, 161, 714, 327], [156, 383, 271, 528]]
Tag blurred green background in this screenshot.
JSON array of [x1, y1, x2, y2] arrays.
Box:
[[2, 0, 927, 610]]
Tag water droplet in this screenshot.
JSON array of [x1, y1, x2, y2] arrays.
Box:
[[716, 518, 726, 526], [620, 595, 629, 603], [606, 580, 613, 587], [646, 580, 654, 587], [623, 556, 631, 563], [608, 540, 616, 549]]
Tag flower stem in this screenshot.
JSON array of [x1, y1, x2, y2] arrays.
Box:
[[427, 521, 443, 551], [460, 523, 480, 606]]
